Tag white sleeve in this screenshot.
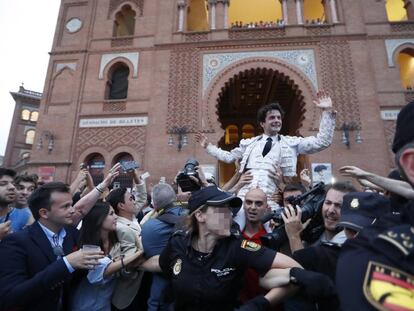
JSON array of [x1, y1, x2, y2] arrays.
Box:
[[206, 143, 245, 163], [296, 111, 336, 154]]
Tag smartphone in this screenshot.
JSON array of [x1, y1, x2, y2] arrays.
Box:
[[120, 161, 139, 172]]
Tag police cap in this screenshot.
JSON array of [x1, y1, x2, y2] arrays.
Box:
[[336, 192, 391, 232], [188, 186, 242, 214], [392, 100, 414, 153]]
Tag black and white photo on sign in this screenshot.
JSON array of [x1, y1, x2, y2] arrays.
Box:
[[311, 163, 332, 185]]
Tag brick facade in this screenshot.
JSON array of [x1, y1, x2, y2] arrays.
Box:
[[16, 0, 414, 185]]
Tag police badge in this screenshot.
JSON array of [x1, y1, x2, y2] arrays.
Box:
[[173, 258, 182, 276]]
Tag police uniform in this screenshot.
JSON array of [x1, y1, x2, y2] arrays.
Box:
[[159, 230, 276, 311], [336, 210, 414, 310]]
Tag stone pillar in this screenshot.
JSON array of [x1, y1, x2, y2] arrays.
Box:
[[177, 0, 187, 32], [286, 0, 298, 25], [281, 0, 288, 24], [223, 0, 230, 29], [215, 0, 226, 29], [329, 0, 339, 23], [295, 0, 303, 25], [208, 0, 217, 30], [404, 0, 414, 20]]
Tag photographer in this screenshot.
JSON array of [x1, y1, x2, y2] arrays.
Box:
[[283, 182, 356, 253]]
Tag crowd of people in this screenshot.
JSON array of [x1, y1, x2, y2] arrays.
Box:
[[230, 20, 286, 29], [0, 92, 413, 311], [230, 19, 327, 30]]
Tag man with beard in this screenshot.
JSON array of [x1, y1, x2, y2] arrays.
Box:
[[283, 182, 356, 253], [336, 100, 414, 310], [0, 168, 32, 239]]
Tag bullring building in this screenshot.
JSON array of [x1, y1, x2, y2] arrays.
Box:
[[17, 0, 414, 186]]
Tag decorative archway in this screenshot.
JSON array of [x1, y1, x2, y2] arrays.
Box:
[[202, 59, 315, 185]]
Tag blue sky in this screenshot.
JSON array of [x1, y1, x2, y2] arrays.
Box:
[[0, 0, 60, 155]]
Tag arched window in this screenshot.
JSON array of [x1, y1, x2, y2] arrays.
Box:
[[228, 0, 282, 27], [386, 0, 408, 21], [304, 0, 326, 24], [187, 0, 209, 31], [225, 125, 239, 145], [113, 152, 134, 189], [21, 109, 30, 121], [397, 48, 414, 89], [105, 63, 130, 100], [25, 130, 35, 145], [113, 5, 136, 36], [30, 111, 39, 122], [86, 153, 105, 186], [242, 124, 255, 139]]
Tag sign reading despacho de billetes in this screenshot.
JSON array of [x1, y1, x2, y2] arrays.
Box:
[[79, 116, 148, 128]]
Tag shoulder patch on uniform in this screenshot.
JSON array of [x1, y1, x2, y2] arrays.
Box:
[[377, 225, 414, 256], [241, 240, 261, 252], [363, 261, 414, 311]]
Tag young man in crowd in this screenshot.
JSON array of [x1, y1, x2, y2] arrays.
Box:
[[283, 182, 356, 253], [0, 164, 122, 310], [13, 173, 37, 224], [0, 182, 104, 310], [0, 168, 16, 240], [0, 168, 32, 239], [106, 169, 147, 311]]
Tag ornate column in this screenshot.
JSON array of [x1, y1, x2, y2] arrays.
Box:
[[404, 0, 414, 20], [281, 0, 288, 24], [208, 0, 217, 30], [295, 0, 303, 24], [177, 0, 187, 32], [215, 0, 227, 29], [223, 0, 230, 29], [329, 0, 339, 23]]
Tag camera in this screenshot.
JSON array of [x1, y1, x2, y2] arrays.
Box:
[[260, 182, 326, 251], [120, 161, 139, 172], [176, 158, 201, 192]]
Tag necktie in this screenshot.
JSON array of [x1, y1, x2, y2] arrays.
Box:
[[262, 137, 273, 157]]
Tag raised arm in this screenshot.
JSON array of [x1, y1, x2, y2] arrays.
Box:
[[340, 166, 414, 199], [72, 163, 121, 226], [195, 132, 245, 163], [297, 91, 336, 154]]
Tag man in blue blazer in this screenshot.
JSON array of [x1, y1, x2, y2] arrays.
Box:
[[0, 182, 103, 311]]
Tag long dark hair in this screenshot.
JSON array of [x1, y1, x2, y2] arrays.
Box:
[[78, 201, 118, 250]]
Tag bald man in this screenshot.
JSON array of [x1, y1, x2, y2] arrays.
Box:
[[239, 188, 272, 302]]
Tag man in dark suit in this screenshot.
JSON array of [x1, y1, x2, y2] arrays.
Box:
[[0, 182, 103, 311]]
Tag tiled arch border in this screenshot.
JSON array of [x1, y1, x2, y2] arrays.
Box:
[[201, 57, 317, 134]]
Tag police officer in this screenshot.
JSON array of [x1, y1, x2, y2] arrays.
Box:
[[336, 101, 414, 310], [158, 186, 301, 311], [277, 192, 390, 310]]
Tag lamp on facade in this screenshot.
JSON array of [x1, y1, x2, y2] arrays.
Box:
[[168, 127, 188, 151], [341, 122, 362, 149], [36, 131, 55, 154]]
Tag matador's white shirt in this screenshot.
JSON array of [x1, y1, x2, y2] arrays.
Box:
[[206, 110, 336, 229]]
